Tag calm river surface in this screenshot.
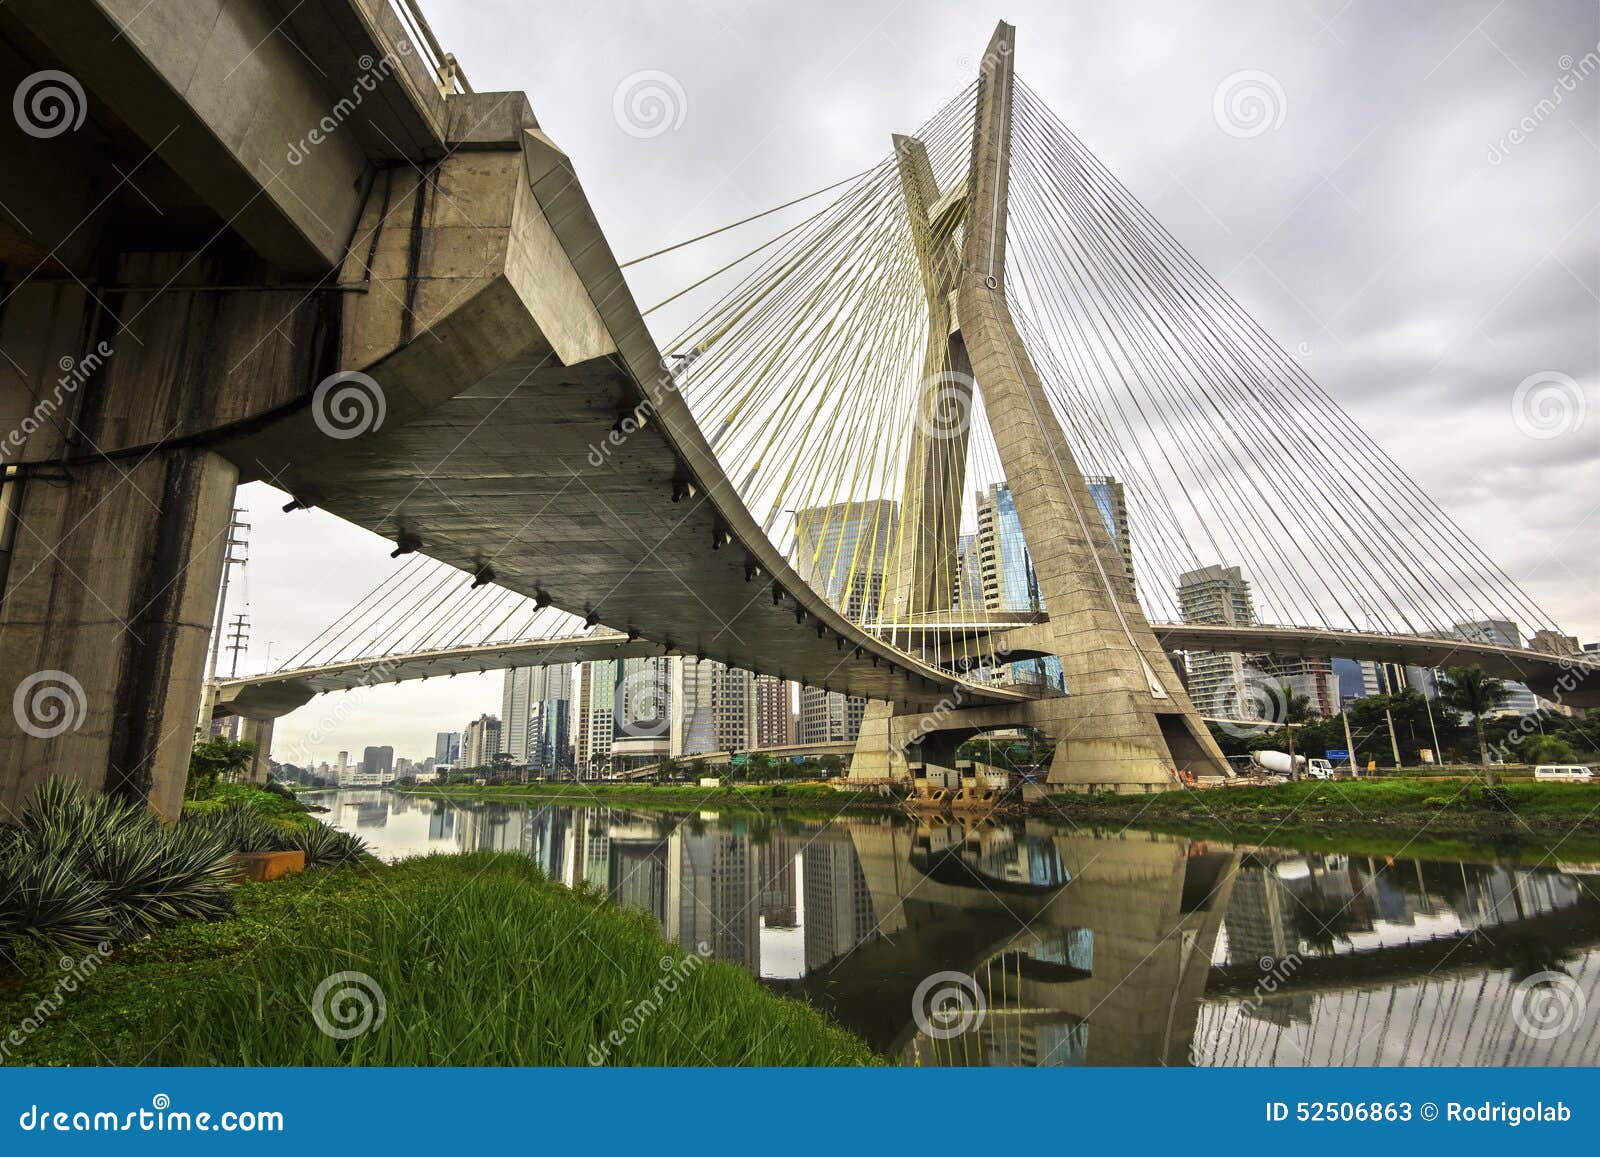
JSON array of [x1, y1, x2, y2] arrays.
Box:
[[311, 788, 1600, 1066]]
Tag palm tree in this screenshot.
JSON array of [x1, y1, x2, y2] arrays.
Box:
[[1276, 683, 1313, 724], [1437, 665, 1510, 784]]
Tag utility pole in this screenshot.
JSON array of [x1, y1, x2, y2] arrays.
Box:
[[1385, 708, 1402, 770], [225, 613, 250, 678], [1421, 684, 1443, 766], [1343, 711, 1359, 778], [223, 612, 251, 740], [206, 507, 251, 682], [204, 506, 251, 737]]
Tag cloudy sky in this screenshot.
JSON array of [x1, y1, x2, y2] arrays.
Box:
[[247, 0, 1599, 765]]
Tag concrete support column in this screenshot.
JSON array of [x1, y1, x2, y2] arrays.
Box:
[[890, 134, 973, 623], [953, 22, 1230, 792], [238, 717, 275, 784], [0, 449, 237, 820]]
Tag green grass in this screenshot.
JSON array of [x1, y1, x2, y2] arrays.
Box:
[[1039, 778, 1600, 862], [397, 780, 867, 812], [0, 852, 877, 1067], [182, 781, 320, 831]]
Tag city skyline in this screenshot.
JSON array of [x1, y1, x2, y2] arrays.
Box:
[[222, 0, 1593, 765]]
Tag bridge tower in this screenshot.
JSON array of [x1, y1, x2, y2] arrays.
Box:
[[855, 23, 1232, 790]]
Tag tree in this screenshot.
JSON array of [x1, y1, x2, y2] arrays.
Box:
[[186, 737, 256, 797], [1437, 665, 1511, 784], [1518, 734, 1578, 766], [1276, 683, 1314, 725]]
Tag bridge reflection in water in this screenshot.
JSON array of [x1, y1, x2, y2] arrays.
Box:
[[320, 791, 1600, 1067]]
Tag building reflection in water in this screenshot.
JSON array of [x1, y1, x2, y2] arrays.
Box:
[[317, 790, 1600, 1068]]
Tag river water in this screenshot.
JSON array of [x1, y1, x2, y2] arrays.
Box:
[[310, 788, 1600, 1066]]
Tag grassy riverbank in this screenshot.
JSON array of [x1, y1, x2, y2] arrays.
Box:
[[182, 780, 325, 828], [394, 777, 1600, 861], [0, 852, 876, 1066], [395, 780, 873, 811], [1038, 779, 1600, 861]]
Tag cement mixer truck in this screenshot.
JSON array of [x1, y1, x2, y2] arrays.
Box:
[[1251, 750, 1336, 780]]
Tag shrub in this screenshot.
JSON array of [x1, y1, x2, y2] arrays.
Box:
[[0, 781, 235, 969], [182, 801, 370, 868], [278, 822, 371, 868]]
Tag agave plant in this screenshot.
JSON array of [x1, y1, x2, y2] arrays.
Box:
[[183, 802, 286, 854], [0, 840, 115, 968], [1, 781, 240, 969], [280, 822, 371, 868], [79, 823, 235, 933]]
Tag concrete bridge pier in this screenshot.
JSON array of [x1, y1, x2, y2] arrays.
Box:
[[0, 445, 237, 820], [237, 717, 275, 785]]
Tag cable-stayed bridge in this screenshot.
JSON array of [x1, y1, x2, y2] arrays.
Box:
[[215, 23, 1592, 788], [0, 6, 1590, 816], [211, 550, 1595, 729]]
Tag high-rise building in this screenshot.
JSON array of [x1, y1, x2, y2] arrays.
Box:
[[574, 659, 616, 773], [529, 664, 574, 772], [361, 745, 394, 775], [501, 667, 536, 763], [1084, 475, 1135, 594], [501, 664, 575, 770], [668, 660, 762, 757], [975, 482, 1040, 613], [612, 655, 672, 769], [461, 714, 502, 769], [1254, 655, 1340, 718], [954, 532, 981, 612], [798, 685, 866, 744], [670, 656, 718, 758], [711, 664, 757, 755], [792, 499, 898, 623], [434, 731, 460, 764], [1178, 564, 1256, 718], [1530, 630, 1581, 656], [974, 482, 1062, 689], [1451, 620, 1539, 715], [755, 675, 793, 748]]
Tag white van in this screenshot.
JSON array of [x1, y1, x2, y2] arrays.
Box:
[[1534, 765, 1595, 782]]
